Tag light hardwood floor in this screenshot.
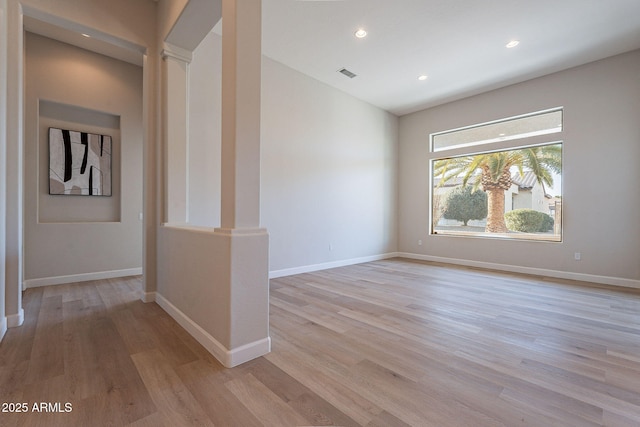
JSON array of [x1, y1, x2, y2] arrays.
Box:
[[1, 258, 640, 426]]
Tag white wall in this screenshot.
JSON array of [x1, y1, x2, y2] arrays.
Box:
[[399, 50, 640, 284], [262, 56, 398, 273], [188, 30, 221, 227], [23, 33, 143, 284], [187, 31, 399, 274]]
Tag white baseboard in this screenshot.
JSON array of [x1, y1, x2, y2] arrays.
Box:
[[0, 317, 6, 342], [141, 291, 156, 303], [227, 337, 272, 368], [397, 252, 640, 289], [269, 252, 399, 279], [7, 308, 24, 328], [268, 251, 639, 289], [155, 293, 271, 368], [23, 268, 143, 289]]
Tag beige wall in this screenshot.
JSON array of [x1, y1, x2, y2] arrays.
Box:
[[2, 0, 157, 325], [399, 50, 640, 284], [22, 0, 155, 49], [157, 224, 270, 366], [24, 32, 143, 282], [158, 0, 189, 42], [0, 0, 7, 334]]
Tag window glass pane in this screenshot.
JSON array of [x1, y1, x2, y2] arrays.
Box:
[[432, 109, 562, 152], [432, 142, 562, 242]]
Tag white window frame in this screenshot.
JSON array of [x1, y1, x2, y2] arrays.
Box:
[[429, 108, 563, 242]]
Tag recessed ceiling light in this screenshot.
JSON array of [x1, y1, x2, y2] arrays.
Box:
[[418, 75, 428, 81], [81, 33, 91, 38], [506, 40, 520, 48], [354, 29, 367, 39]]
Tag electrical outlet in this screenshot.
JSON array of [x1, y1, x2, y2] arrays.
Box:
[[418, 240, 422, 246], [329, 244, 333, 251], [574, 252, 581, 261]]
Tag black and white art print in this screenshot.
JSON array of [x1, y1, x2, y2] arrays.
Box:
[[49, 127, 112, 196]]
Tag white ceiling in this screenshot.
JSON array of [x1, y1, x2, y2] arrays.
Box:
[[262, 0, 640, 115], [24, 0, 640, 116]]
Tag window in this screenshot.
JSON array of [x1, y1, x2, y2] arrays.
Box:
[[431, 108, 563, 242], [432, 108, 562, 152]]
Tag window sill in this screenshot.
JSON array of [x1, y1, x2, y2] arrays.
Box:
[[432, 229, 562, 242]]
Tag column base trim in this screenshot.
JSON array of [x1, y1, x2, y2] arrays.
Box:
[[0, 317, 7, 342], [7, 308, 24, 328], [141, 291, 156, 303], [156, 292, 270, 368]]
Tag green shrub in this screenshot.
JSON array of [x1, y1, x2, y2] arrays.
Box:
[[442, 186, 487, 226], [540, 213, 554, 232], [505, 209, 553, 233]]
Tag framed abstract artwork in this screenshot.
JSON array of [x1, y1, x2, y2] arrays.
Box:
[[48, 127, 112, 196]]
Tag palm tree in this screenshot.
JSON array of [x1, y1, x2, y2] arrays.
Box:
[[434, 144, 562, 233]]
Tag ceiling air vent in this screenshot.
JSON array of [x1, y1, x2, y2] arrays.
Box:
[[338, 68, 357, 79]]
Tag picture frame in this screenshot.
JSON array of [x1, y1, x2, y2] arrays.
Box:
[[48, 127, 112, 196]]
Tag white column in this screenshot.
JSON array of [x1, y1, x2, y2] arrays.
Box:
[[161, 44, 191, 224], [216, 0, 270, 361], [4, 0, 23, 328], [219, 0, 262, 230]]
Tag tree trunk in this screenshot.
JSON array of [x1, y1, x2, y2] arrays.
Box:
[[485, 189, 508, 233]]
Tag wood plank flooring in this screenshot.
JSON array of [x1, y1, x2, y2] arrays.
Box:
[[1, 258, 640, 426]]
